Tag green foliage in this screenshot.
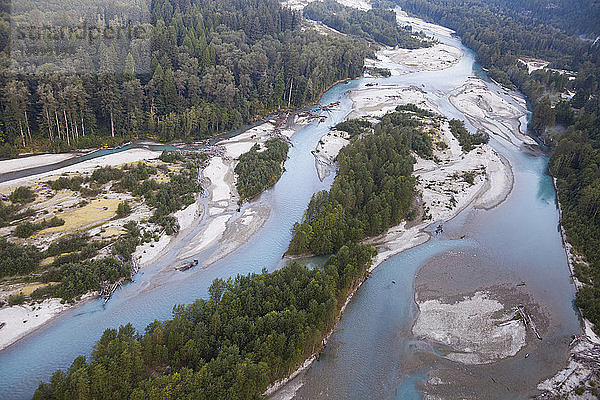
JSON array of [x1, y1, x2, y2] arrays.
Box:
[[112, 222, 141, 260], [90, 167, 124, 185], [9, 186, 35, 203], [53, 258, 130, 301], [370, 67, 392, 77], [531, 96, 555, 135], [0, 238, 43, 278], [334, 119, 372, 138], [115, 201, 131, 218], [0, 0, 370, 153], [304, 0, 432, 48], [396, 104, 435, 118], [0, 200, 34, 227], [288, 109, 429, 255], [448, 119, 489, 152], [48, 176, 84, 191], [159, 150, 185, 164], [14, 217, 65, 238], [235, 139, 289, 203], [45, 234, 90, 257], [550, 130, 600, 331], [34, 244, 375, 399], [8, 293, 26, 306]]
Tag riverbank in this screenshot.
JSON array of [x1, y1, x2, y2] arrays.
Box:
[[270, 31, 516, 399], [176, 116, 306, 267], [0, 115, 306, 353], [0, 292, 98, 352], [532, 179, 600, 399]]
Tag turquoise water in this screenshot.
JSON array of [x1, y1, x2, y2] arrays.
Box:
[[0, 80, 359, 400], [272, 16, 579, 400], [0, 17, 579, 400]]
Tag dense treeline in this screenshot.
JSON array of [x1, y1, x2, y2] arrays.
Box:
[[395, 0, 600, 332], [0, 0, 370, 156], [303, 0, 431, 48], [288, 108, 433, 255], [550, 130, 600, 330], [334, 118, 372, 138], [33, 243, 375, 399], [479, 0, 600, 37], [234, 138, 289, 202], [448, 119, 489, 152]]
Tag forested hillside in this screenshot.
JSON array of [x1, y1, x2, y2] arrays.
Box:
[[0, 0, 370, 157], [303, 0, 432, 48], [395, 0, 600, 332]]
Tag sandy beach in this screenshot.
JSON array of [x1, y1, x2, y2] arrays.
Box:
[[366, 43, 462, 76], [449, 77, 536, 146], [0, 293, 97, 352]]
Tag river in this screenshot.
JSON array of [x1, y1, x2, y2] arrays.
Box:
[[0, 12, 579, 400]]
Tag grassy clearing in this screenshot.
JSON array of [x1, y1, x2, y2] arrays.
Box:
[[38, 198, 121, 235], [18, 282, 59, 296]]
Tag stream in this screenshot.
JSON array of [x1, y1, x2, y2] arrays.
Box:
[[0, 11, 579, 400]]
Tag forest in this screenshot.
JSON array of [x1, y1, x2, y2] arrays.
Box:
[[33, 243, 376, 400], [235, 138, 289, 203], [288, 107, 434, 256], [395, 0, 600, 331], [303, 0, 432, 48], [0, 0, 371, 157]]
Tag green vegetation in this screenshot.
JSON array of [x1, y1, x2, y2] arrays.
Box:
[[235, 139, 289, 203], [0, 0, 371, 154], [48, 176, 85, 192], [33, 243, 375, 400], [115, 201, 132, 218], [334, 118, 372, 138], [0, 238, 43, 278], [448, 119, 489, 152], [14, 217, 65, 238], [369, 67, 392, 77], [304, 0, 432, 48], [8, 293, 26, 306], [158, 150, 185, 164], [9, 186, 35, 204], [0, 200, 34, 227], [289, 108, 433, 255], [551, 132, 600, 331]]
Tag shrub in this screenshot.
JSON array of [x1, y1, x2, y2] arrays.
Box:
[[10, 186, 35, 203], [116, 201, 132, 218]]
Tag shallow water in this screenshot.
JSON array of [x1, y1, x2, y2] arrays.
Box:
[[0, 80, 358, 400], [0, 14, 579, 400], [273, 13, 579, 400]]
